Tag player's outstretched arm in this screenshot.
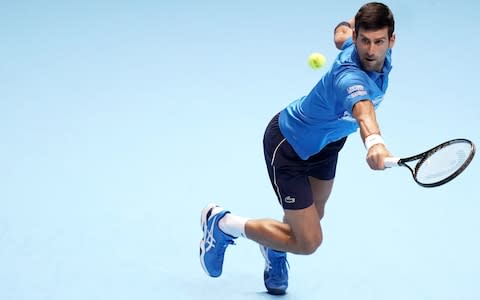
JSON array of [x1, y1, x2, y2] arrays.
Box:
[[352, 100, 391, 170]]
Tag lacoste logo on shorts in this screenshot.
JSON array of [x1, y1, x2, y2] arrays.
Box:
[[284, 196, 296, 203]]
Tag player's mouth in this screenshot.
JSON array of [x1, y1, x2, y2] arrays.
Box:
[[361, 57, 381, 71]]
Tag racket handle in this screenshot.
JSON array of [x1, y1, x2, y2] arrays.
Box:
[[384, 157, 400, 168]]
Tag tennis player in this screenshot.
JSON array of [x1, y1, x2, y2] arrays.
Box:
[[200, 2, 395, 295]]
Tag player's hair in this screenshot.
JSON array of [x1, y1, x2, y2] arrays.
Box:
[[355, 2, 395, 38]]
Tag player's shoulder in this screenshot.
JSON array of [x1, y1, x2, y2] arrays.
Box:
[[331, 61, 371, 94], [333, 41, 360, 71], [340, 37, 354, 50], [332, 55, 365, 83]]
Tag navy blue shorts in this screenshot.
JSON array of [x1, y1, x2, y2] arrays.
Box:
[[263, 113, 347, 210]]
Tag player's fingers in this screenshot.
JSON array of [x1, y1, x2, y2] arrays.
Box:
[[366, 144, 390, 170], [366, 155, 380, 170], [366, 150, 387, 170]]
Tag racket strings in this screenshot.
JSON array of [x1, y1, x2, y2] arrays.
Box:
[[416, 143, 472, 184]]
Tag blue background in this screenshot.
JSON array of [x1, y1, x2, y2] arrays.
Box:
[[1, 1, 479, 299]]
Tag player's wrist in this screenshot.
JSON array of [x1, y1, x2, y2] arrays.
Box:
[[364, 134, 385, 150]]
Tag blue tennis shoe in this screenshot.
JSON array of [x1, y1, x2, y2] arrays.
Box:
[[260, 245, 289, 295], [199, 204, 236, 277]]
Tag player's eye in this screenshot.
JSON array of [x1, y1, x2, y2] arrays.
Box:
[[361, 38, 370, 45]]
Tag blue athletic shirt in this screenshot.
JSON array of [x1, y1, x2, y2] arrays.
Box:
[[278, 37, 392, 160]]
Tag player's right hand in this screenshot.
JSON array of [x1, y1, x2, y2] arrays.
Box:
[[366, 143, 391, 170]]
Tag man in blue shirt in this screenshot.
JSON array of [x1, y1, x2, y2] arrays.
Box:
[[200, 2, 395, 295]]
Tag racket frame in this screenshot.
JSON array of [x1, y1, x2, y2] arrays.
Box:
[[392, 138, 475, 187]]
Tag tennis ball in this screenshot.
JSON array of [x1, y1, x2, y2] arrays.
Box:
[[308, 52, 326, 69]]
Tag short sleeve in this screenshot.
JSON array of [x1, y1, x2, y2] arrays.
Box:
[[341, 37, 353, 50], [335, 68, 372, 114]]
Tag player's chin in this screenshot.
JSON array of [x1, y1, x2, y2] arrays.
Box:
[[362, 60, 378, 71]]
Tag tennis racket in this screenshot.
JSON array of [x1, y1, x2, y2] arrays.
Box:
[[384, 138, 476, 187]]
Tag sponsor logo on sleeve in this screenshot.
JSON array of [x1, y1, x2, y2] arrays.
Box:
[[347, 84, 367, 99]]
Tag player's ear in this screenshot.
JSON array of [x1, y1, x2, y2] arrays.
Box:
[[389, 33, 396, 48]]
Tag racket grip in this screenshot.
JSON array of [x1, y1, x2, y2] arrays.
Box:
[[384, 157, 400, 168]]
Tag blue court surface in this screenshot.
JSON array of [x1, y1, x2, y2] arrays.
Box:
[[2, 1, 480, 299]]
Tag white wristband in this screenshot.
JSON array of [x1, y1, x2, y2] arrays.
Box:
[[364, 134, 385, 150]]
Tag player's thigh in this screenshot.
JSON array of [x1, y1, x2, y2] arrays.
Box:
[[308, 177, 334, 220]]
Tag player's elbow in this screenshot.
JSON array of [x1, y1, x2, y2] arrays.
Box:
[[333, 23, 352, 50], [334, 40, 344, 50], [334, 34, 348, 50]]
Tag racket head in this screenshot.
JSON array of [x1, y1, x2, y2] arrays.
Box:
[[403, 138, 476, 187]]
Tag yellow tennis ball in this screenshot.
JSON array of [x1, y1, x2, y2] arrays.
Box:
[[308, 52, 326, 69]]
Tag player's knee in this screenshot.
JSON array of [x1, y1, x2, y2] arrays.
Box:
[[297, 236, 322, 255]]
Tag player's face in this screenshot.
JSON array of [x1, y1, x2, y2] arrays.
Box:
[[353, 27, 395, 72]]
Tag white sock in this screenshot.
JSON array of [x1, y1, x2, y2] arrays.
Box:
[[218, 213, 248, 238]]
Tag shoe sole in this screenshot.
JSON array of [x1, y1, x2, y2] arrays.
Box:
[[199, 203, 219, 277], [266, 288, 287, 296]]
